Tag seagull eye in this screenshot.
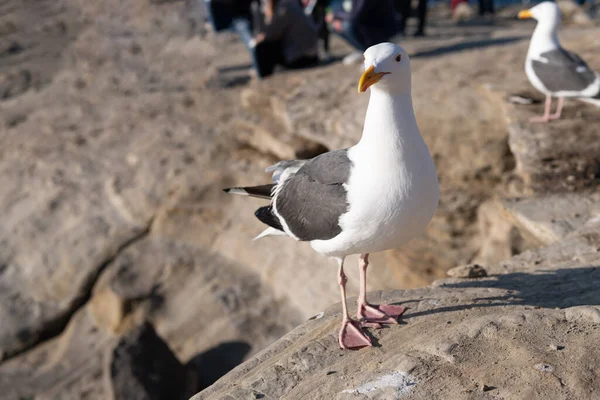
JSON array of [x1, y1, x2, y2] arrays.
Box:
[[395, 54, 402, 62]]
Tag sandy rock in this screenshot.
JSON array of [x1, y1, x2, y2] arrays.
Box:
[[0, 306, 114, 400], [192, 227, 600, 400], [104, 322, 188, 400], [557, 1, 593, 26], [446, 263, 488, 278], [0, 237, 301, 399], [502, 193, 600, 245], [472, 199, 527, 265], [564, 306, 600, 324], [89, 287, 128, 333], [0, 0, 237, 358], [234, 116, 327, 160], [91, 238, 302, 363], [507, 118, 600, 194]]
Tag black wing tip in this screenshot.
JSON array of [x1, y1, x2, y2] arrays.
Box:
[[255, 205, 284, 231]]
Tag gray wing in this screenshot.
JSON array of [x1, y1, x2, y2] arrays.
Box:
[[274, 149, 352, 241], [532, 48, 597, 92]]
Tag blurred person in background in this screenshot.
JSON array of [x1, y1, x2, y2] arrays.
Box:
[[326, 0, 399, 65], [478, 0, 495, 17], [204, 0, 257, 51], [450, 0, 467, 12], [302, 0, 332, 61], [251, 0, 319, 78], [394, 0, 428, 37]]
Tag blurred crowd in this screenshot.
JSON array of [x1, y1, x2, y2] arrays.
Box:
[[200, 0, 497, 79]]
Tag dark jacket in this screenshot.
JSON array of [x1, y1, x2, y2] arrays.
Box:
[[207, 0, 256, 31], [332, 0, 398, 47], [264, 0, 318, 63]]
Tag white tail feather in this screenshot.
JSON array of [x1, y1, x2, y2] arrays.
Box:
[[224, 188, 249, 196], [254, 227, 287, 240]]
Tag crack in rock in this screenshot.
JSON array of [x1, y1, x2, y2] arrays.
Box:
[[2, 218, 154, 361]]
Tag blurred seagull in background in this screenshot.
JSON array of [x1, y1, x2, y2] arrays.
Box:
[[224, 42, 439, 349], [518, 1, 600, 123]]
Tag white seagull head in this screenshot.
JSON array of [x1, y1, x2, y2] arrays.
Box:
[[358, 43, 411, 95], [518, 1, 561, 27]]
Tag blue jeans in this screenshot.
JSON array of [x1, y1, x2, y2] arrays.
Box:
[[231, 17, 254, 53], [231, 17, 264, 78]]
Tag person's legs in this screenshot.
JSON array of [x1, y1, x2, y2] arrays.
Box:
[[231, 17, 254, 52], [321, 26, 330, 54], [479, 0, 495, 16], [315, 4, 330, 53], [415, 0, 427, 36], [395, 0, 412, 35], [487, 0, 495, 15]]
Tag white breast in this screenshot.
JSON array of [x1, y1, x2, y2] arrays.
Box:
[[310, 123, 439, 258]]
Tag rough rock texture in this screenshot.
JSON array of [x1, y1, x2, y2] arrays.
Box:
[[503, 193, 600, 246], [90, 238, 299, 362], [193, 220, 600, 399], [507, 115, 600, 194], [0, 0, 302, 396], [0, 237, 300, 399], [1, 0, 599, 397]]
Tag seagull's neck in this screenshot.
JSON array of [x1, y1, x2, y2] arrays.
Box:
[[356, 89, 419, 152], [529, 20, 560, 57]]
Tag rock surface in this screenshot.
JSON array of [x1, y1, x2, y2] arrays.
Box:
[[502, 193, 600, 245], [0, 0, 599, 398], [193, 219, 600, 399]]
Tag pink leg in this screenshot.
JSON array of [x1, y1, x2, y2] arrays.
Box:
[[530, 95, 552, 123], [356, 254, 406, 327], [337, 257, 371, 349], [549, 97, 564, 120]]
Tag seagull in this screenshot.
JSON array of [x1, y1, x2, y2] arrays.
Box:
[[224, 43, 439, 349], [518, 1, 600, 123]]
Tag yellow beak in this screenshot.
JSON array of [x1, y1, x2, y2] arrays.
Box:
[[518, 9, 532, 19], [358, 65, 391, 93]]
